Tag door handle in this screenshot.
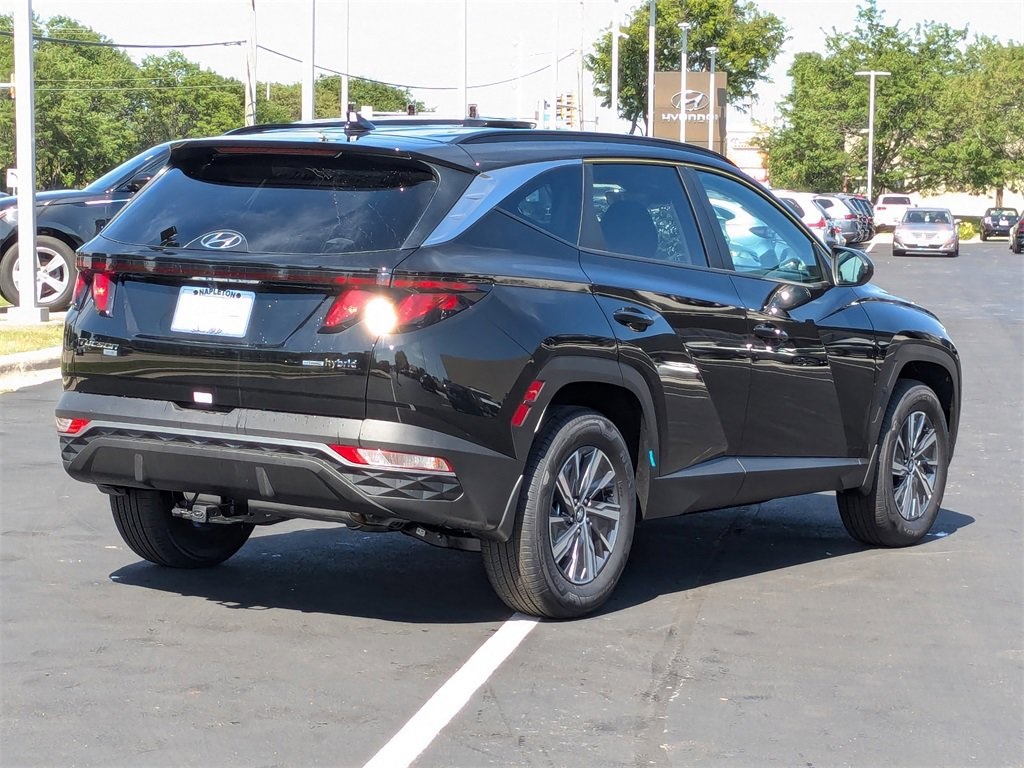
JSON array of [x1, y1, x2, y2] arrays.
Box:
[[613, 307, 656, 332], [752, 322, 789, 341]]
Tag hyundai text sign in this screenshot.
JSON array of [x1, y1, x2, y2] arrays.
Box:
[[654, 71, 727, 151]]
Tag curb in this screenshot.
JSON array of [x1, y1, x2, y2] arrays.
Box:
[[0, 346, 62, 377]]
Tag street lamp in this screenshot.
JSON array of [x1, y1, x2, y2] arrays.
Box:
[[706, 46, 718, 151], [678, 22, 690, 143], [855, 70, 890, 202], [646, 0, 655, 136], [611, 1, 628, 126]]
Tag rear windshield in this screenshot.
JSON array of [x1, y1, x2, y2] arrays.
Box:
[[988, 208, 1018, 217], [100, 150, 438, 254], [779, 198, 806, 217], [881, 195, 912, 205]]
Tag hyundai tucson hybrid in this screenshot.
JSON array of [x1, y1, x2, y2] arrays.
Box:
[[56, 120, 961, 618]]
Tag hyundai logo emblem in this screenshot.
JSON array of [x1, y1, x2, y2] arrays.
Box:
[[671, 90, 709, 112], [199, 231, 244, 250]]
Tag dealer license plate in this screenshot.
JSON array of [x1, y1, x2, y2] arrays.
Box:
[[170, 286, 256, 338]]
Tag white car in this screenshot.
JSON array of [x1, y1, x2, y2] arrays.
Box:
[[771, 189, 836, 247], [874, 193, 914, 228]]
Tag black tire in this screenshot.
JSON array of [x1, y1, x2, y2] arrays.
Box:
[[1013, 239, 1022, 254], [481, 407, 636, 619], [837, 380, 949, 547], [892, 248, 904, 257], [111, 489, 254, 568], [0, 235, 78, 310]]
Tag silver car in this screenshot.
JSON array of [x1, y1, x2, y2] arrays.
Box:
[[893, 207, 959, 258]]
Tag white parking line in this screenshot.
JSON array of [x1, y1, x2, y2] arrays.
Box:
[[363, 613, 539, 768]]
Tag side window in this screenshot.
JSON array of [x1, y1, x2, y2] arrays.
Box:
[[695, 171, 824, 284], [497, 164, 582, 244], [583, 163, 707, 267]]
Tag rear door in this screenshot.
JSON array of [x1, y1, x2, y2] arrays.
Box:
[[70, 144, 457, 420], [579, 162, 750, 483]]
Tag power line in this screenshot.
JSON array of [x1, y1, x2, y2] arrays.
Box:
[[257, 44, 578, 91], [0, 30, 244, 49], [35, 84, 243, 92]]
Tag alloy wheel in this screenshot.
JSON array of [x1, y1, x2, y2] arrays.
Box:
[[12, 245, 71, 306], [891, 410, 939, 521], [549, 445, 622, 585]]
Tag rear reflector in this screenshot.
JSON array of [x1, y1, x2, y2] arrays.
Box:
[[511, 379, 545, 428], [329, 444, 453, 473], [56, 417, 90, 435]]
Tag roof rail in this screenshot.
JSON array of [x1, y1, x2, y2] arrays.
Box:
[[455, 129, 736, 165], [223, 116, 535, 137], [224, 114, 376, 137]]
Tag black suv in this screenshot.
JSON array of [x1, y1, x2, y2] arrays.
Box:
[[56, 121, 961, 618], [980, 207, 1019, 241], [0, 143, 170, 310]]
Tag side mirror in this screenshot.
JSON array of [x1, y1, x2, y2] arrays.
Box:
[[954, 218, 962, 225], [124, 172, 154, 193], [832, 246, 874, 287]]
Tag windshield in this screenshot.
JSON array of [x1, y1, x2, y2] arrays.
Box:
[[85, 145, 170, 193], [988, 209, 1018, 218]]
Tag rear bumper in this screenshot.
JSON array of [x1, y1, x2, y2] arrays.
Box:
[[56, 391, 524, 540]]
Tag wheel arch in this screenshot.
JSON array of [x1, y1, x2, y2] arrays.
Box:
[[503, 356, 659, 531], [871, 340, 961, 456]]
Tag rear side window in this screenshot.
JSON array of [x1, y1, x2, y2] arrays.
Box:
[[100, 150, 438, 254], [778, 197, 805, 217], [583, 164, 707, 267], [497, 165, 582, 244]]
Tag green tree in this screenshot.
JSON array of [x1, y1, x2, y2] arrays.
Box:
[[256, 75, 420, 122], [1, 15, 140, 189], [584, 0, 787, 133], [920, 40, 1024, 203], [129, 51, 243, 147], [761, 1, 971, 194]]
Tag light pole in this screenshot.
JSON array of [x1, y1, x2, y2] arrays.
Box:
[[646, 0, 655, 136], [678, 22, 690, 143], [610, 3, 627, 128], [301, 0, 315, 120], [855, 70, 890, 202], [459, 0, 468, 118], [706, 45, 718, 152], [340, 0, 350, 117]]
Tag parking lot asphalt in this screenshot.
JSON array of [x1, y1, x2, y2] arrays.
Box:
[[1, 240, 1021, 767]]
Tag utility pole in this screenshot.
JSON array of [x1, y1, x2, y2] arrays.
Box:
[[11, 0, 46, 322], [646, 0, 655, 136], [577, 0, 584, 130], [611, 1, 626, 128], [459, 0, 468, 117], [550, 5, 559, 129], [340, 0, 350, 117], [678, 22, 690, 143], [855, 70, 890, 202], [706, 46, 718, 152], [244, 0, 257, 126], [301, 0, 315, 120]]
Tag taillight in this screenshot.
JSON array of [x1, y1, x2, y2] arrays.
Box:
[[92, 272, 114, 316], [812, 217, 826, 230], [843, 213, 857, 220], [319, 279, 489, 334], [55, 417, 90, 435], [72, 272, 90, 307]]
